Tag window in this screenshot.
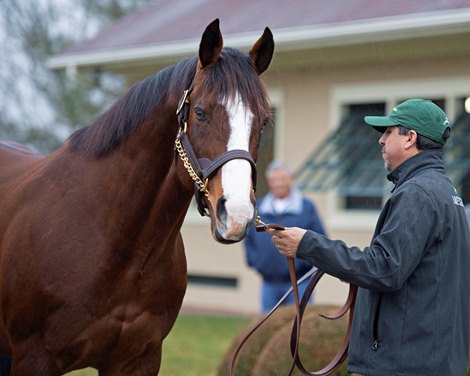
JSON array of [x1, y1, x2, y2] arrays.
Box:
[[188, 274, 238, 288], [297, 92, 470, 215], [445, 97, 470, 203], [296, 103, 388, 210], [254, 107, 276, 198], [340, 104, 386, 210]]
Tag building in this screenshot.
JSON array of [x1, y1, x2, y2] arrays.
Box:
[[48, 0, 470, 314]]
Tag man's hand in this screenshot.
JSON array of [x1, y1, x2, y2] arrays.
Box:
[[267, 227, 307, 258]]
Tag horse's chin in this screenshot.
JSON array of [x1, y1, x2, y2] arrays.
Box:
[[214, 229, 241, 244], [212, 222, 250, 244]]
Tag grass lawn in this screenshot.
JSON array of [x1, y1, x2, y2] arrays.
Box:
[[64, 312, 251, 376]]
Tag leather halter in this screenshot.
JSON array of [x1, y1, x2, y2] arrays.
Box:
[[175, 85, 257, 216]]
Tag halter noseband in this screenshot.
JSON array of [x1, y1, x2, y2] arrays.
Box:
[[175, 86, 257, 216]]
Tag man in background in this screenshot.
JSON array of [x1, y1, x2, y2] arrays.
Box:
[[243, 161, 326, 313]]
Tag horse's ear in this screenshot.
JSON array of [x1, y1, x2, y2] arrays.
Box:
[[249, 27, 274, 75], [199, 19, 223, 68]]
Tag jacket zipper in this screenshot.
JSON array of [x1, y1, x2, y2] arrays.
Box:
[[372, 295, 382, 351]]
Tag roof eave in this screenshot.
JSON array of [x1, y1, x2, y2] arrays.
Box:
[[46, 9, 470, 70]]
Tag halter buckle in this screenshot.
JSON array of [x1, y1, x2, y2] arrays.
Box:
[[176, 89, 190, 116]]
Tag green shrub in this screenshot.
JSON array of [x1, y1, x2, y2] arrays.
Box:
[[217, 305, 349, 376], [218, 304, 470, 376]]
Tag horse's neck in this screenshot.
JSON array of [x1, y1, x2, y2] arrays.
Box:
[[61, 113, 194, 247]]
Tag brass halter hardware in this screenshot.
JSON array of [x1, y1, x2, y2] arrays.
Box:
[[174, 137, 209, 196]]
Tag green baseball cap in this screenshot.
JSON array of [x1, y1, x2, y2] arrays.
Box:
[[364, 99, 451, 145]]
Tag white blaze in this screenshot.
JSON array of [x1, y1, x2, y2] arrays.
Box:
[[221, 93, 254, 225]]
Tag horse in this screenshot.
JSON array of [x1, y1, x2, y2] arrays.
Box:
[[0, 19, 274, 375]]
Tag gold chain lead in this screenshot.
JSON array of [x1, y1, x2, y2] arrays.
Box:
[[175, 135, 209, 195]]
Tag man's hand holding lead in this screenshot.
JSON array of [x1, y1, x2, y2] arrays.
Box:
[[267, 227, 307, 258]]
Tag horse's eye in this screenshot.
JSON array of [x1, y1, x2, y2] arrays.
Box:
[[262, 116, 271, 128], [194, 107, 208, 123]]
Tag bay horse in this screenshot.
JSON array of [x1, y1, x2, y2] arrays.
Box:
[[0, 19, 274, 375]]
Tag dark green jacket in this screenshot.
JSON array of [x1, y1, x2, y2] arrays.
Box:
[[298, 150, 470, 376]]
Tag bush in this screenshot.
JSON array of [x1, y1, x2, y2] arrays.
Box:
[[217, 305, 349, 376], [218, 304, 470, 376]]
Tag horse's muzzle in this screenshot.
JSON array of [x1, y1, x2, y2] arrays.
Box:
[[213, 195, 254, 243]]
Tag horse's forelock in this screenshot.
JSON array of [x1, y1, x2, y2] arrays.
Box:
[[200, 48, 270, 121]]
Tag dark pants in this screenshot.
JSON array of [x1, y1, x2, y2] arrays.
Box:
[[261, 279, 313, 313], [0, 357, 11, 376]]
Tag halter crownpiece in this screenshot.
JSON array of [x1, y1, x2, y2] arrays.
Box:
[[176, 88, 191, 133], [174, 85, 257, 216]]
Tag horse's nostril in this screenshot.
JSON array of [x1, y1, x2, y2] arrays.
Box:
[[216, 196, 227, 222]]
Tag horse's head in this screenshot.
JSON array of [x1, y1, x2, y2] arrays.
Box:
[[175, 19, 274, 244]]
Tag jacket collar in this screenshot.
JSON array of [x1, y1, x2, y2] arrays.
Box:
[[259, 186, 303, 215], [387, 149, 445, 192]]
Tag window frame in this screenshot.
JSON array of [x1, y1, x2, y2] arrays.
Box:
[[329, 76, 470, 231]]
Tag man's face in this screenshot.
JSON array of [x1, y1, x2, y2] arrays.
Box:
[[378, 126, 411, 172], [266, 169, 293, 199]]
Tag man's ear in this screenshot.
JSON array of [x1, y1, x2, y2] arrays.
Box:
[[404, 129, 419, 150]]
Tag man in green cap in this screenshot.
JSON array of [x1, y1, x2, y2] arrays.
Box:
[[267, 99, 470, 375]]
